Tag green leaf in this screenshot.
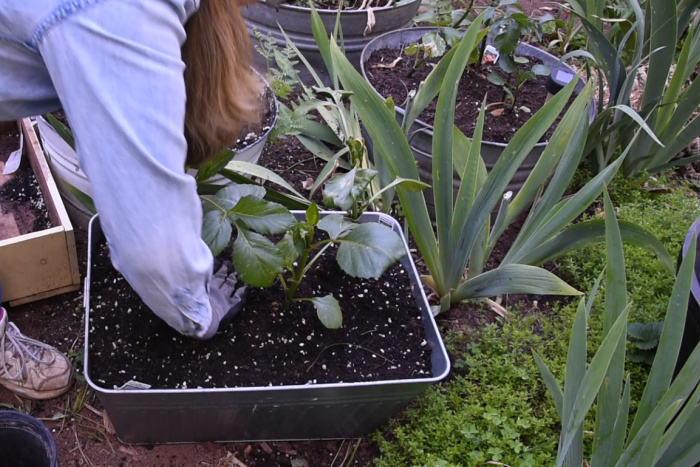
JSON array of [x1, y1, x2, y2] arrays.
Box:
[[45, 113, 75, 150], [335, 223, 406, 278], [212, 184, 266, 211], [533, 351, 564, 417], [277, 232, 302, 270], [452, 264, 581, 300], [628, 322, 663, 350], [306, 294, 342, 329], [317, 214, 351, 240], [557, 304, 630, 465], [306, 203, 320, 226], [641, 0, 677, 111], [628, 231, 697, 440], [433, 12, 492, 293], [201, 210, 232, 256], [559, 297, 589, 467], [229, 196, 296, 235], [332, 37, 440, 290], [591, 188, 628, 466], [222, 160, 308, 201], [322, 168, 377, 211], [195, 149, 236, 182], [505, 82, 593, 231], [232, 228, 284, 288], [512, 219, 675, 275], [199, 169, 309, 210], [487, 73, 506, 86], [452, 71, 580, 287], [63, 180, 97, 214]]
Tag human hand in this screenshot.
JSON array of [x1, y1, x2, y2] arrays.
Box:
[[203, 262, 247, 338]]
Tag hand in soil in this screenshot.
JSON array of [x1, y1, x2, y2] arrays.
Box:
[[201, 261, 247, 339]]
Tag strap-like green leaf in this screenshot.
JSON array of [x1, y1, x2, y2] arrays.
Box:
[[452, 264, 581, 301], [628, 232, 696, 439], [331, 38, 442, 292], [557, 304, 630, 466], [592, 189, 628, 466], [514, 219, 675, 275]]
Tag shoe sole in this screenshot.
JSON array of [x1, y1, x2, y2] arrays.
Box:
[[0, 371, 74, 401]]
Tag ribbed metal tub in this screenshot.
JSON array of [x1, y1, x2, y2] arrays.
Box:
[[242, 0, 422, 83], [84, 212, 450, 444]]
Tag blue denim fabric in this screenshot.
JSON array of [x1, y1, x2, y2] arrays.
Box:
[[0, 0, 223, 338]]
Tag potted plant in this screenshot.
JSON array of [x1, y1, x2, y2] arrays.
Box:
[[242, 0, 422, 82], [359, 25, 594, 212], [83, 191, 450, 442], [330, 14, 673, 317], [0, 119, 80, 305], [34, 73, 279, 230]]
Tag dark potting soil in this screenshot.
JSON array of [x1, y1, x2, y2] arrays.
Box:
[[87, 238, 433, 390], [363, 45, 576, 144], [0, 125, 53, 238]]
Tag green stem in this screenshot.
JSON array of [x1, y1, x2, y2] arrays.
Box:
[[284, 250, 309, 309], [451, 0, 475, 28]]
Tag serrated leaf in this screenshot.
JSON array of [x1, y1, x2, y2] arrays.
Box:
[[307, 294, 342, 329], [233, 229, 284, 288], [335, 223, 406, 278], [628, 322, 663, 349]]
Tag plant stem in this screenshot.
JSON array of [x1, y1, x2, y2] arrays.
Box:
[[451, 0, 475, 28]]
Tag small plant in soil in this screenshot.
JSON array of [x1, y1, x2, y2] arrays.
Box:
[[262, 12, 430, 216], [201, 184, 407, 328], [479, 0, 551, 112], [487, 58, 550, 113], [404, 30, 461, 75]]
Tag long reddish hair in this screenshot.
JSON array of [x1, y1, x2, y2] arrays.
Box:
[[181, 0, 261, 166]]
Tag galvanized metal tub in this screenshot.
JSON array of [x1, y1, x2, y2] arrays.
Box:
[[84, 212, 450, 443], [360, 27, 595, 216], [242, 0, 422, 83]]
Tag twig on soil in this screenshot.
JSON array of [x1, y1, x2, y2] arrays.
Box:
[[342, 439, 363, 467], [73, 425, 95, 467], [306, 343, 395, 372], [330, 439, 346, 467], [216, 450, 250, 467]]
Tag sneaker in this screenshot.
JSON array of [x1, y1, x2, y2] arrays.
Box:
[[0, 307, 73, 400]]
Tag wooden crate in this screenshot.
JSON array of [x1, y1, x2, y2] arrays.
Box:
[[0, 118, 80, 305]]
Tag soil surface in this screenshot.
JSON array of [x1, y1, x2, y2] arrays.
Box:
[[363, 45, 573, 144], [87, 237, 432, 390], [0, 124, 52, 240]]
